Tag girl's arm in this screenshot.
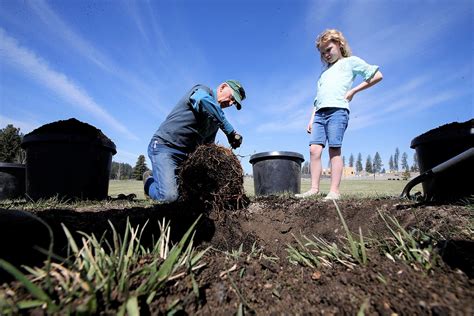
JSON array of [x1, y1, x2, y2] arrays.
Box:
[[345, 70, 383, 101], [306, 107, 316, 134]]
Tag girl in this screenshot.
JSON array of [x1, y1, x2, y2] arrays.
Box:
[[296, 29, 383, 200]]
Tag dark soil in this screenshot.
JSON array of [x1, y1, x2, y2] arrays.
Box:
[[21, 117, 116, 152], [1, 197, 473, 314], [410, 118, 473, 146]]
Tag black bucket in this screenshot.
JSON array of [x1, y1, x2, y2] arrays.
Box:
[[0, 163, 26, 200], [21, 118, 117, 201], [249, 151, 304, 196], [410, 119, 474, 201]]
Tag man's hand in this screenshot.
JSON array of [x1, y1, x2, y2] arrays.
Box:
[[227, 132, 243, 149]]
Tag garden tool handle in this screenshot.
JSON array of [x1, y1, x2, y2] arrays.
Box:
[[401, 147, 474, 199]]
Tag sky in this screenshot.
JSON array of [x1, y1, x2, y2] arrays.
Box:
[[1, 0, 473, 174]]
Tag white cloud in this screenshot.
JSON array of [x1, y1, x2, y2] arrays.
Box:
[[344, 2, 471, 67], [304, 1, 338, 33], [29, 0, 112, 72], [125, 0, 170, 57], [0, 28, 138, 140], [256, 106, 309, 133], [349, 87, 469, 132], [27, 0, 168, 116]]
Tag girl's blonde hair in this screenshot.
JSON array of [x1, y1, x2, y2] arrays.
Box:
[[316, 29, 352, 63]]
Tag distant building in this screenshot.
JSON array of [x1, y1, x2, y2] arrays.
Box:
[[343, 167, 355, 177], [322, 167, 355, 178]]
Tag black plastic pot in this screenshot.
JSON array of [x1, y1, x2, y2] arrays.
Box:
[[21, 119, 117, 201], [410, 119, 473, 201], [249, 151, 304, 196], [0, 162, 26, 200]]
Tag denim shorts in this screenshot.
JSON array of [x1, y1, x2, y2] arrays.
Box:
[[310, 107, 349, 148]]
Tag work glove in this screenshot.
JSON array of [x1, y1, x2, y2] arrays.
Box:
[[227, 131, 243, 149]]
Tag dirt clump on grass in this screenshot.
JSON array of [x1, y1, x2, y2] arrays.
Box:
[[1, 196, 473, 314]]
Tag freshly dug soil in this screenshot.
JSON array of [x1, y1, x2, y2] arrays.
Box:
[[1, 197, 473, 314], [410, 118, 473, 146], [21, 118, 116, 152], [23, 118, 111, 143]]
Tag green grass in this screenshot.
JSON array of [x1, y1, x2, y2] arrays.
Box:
[[308, 178, 422, 197], [1, 217, 208, 314], [109, 180, 147, 199], [109, 177, 422, 199], [245, 177, 421, 197]]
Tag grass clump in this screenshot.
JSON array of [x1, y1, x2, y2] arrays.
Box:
[[287, 202, 439, 272], [287, 201, 367, 269], [377, 209, 437, 271], [0, 216, 208, 314]]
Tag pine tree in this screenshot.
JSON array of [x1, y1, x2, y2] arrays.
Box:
[[412, 152, 419, 172], [301, 161, 310, 175], [342, 156, 346, 167], [388, 155, 394, 172], [356, 153, 363, 173], [373, 152, 383, 173], [365, 155, 373, 173], [401, 152, 409, 171], [0, 124, 25, 163], [349, 154, 354, 167], [394, 148, 400, 171], [133, 155, 149, 180]]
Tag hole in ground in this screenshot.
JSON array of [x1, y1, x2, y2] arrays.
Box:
[[438, 240, 474, 278]]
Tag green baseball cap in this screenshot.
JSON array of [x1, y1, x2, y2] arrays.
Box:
[[225, 80, 246, 110]]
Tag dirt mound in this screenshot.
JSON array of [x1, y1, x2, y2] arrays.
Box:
[[1, 197, 472, 314], [179, 144, 249, 212], [193, 197, 474, 314], [21, 118, 116, 153]]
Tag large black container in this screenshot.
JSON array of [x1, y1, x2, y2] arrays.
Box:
[[0, 163, 26, 200], [249, 151, 304, 196], [21, 118, 117, 201], [410, 119, 473, 201]]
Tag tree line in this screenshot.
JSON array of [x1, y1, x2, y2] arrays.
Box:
[[0, 124, 26, 163], [301, 147, 419, 175], [110, 155, 149, 180]]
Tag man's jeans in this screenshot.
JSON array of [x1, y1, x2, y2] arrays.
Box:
[[145, 140, 187, 202]]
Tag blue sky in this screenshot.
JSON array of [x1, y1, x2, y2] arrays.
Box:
[[1, 0, 473, 174]]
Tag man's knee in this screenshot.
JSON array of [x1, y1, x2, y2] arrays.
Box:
[[160, 191, 179, 203]]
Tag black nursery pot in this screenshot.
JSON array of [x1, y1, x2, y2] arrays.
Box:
[[0, 162, 26, 200], [21, 119, 117, 201], [250, 151, 304, 196], [410, 119, 473, 201]]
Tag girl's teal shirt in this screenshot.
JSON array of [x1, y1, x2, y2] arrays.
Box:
[[314, 56, 379, 112]]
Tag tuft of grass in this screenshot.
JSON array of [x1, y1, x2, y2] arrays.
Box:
[[287, 201, 368, 269], [377, 209, 436, 271], [287, 234, 356, 269], [333, 200, 368, 265], [0, 216, 208, 314], [222, 241, 279, 263]]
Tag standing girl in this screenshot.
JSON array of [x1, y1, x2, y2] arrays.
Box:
[[296, 29, 383, 200]]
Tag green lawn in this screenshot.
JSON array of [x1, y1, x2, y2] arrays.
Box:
[[110, 177, 422, 199]]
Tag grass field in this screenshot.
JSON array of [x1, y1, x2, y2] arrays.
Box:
[[109, 177, 422, 199]]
